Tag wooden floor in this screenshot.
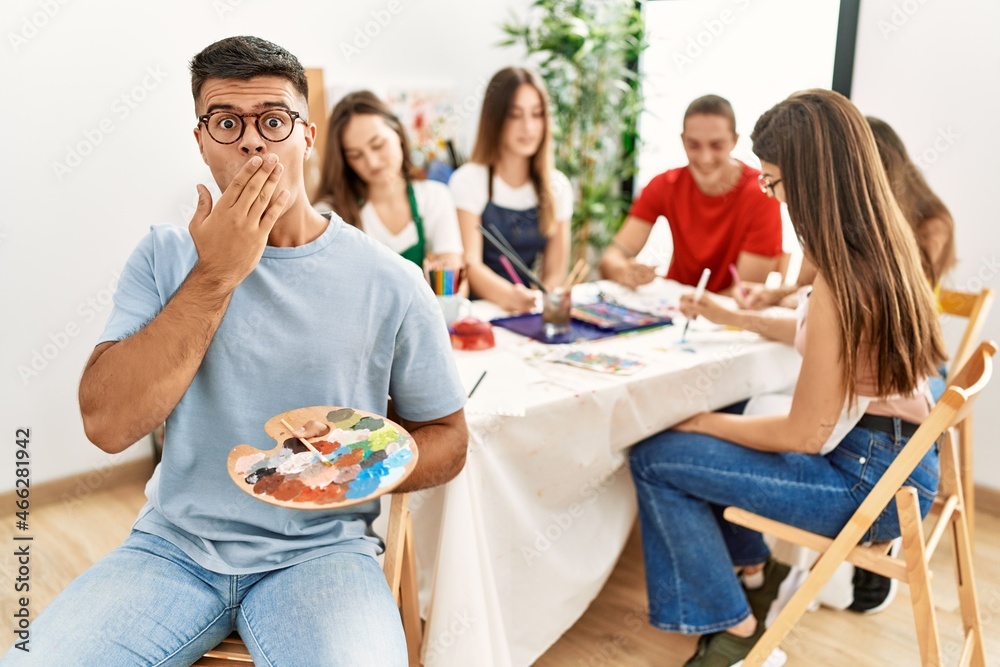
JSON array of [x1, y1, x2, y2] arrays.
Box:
[[4, 477, 999, 666]]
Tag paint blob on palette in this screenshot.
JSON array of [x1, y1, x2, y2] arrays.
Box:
[[226, 406, 418, 510]]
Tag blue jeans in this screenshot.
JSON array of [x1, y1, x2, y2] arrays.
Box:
[[1, 530, 406, 666], [628, 422, 939, 634], [929, 363, 949, 402]]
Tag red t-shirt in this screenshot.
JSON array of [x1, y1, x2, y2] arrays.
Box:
[[628, 162, 783, 292]]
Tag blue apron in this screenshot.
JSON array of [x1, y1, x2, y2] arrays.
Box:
[[476, 166, 547, 298]]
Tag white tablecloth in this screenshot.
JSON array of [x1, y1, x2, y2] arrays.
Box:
[[410, 280, 802, 666]]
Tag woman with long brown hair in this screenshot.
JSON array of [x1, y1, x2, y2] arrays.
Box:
[[867, 116, 956, 285], [737, 116, 956, 309], [314, 91, 463, 269], [449, 67, 572, 312], [628, 90, 946, 666]]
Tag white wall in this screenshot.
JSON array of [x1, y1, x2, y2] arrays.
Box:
[[852, 0, 1000, 489], [637, 0, 841, 186], [0, 0, 530, 493]]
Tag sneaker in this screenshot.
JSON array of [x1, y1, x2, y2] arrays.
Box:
[[848, 538, 901, 614], [743, 559, 802, 628], [683, 628, 787, 667]]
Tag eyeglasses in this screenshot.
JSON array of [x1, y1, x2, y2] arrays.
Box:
[[758, 173, 782, 198], [198, 108, 306, 145]]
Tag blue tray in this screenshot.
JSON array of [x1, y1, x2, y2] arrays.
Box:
[[491, 313, 672, 344]]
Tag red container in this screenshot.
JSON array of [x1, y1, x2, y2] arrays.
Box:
[[449, 318, 495, 351]]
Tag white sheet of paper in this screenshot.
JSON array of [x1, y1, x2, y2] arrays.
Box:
[[457, 352, 533, 417]]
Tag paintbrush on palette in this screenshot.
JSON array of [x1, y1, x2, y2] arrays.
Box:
[[280, 418, 334, 467], [478, 225, 549, 294]]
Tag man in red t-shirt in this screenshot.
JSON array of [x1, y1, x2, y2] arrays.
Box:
[[599, 94, 783, 294]]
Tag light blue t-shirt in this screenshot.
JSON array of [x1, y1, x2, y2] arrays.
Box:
[[99, 214, 466, 575]]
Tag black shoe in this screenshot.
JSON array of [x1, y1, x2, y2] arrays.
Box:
[[848, 538, 900, 614], [848, 567, 898, 614]]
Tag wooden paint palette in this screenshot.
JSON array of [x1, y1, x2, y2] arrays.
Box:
[[226, 406, 418, 511]]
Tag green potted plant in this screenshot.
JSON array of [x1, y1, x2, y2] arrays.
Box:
[[500, 0, 646, 263]]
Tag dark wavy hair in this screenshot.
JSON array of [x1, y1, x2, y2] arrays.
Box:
[[189, 36, 308, 110]]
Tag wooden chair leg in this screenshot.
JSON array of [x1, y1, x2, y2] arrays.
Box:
[[958, 417, 976, 541], [742, 537, 854, 666], [400, 515, 423, 667], [384, 494, 409, 603], [942, 434, 988, 667], [897, 486, 943, 667], [952, 504, 987, 667]]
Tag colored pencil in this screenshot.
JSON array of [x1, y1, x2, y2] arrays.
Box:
[[681, 268, 712, 343], [280, 418, 334, 467]]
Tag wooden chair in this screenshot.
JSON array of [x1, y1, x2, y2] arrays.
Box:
[[194, 493, 423, 666], [937, 288, 995, 539], [725, 341, 996, 667]]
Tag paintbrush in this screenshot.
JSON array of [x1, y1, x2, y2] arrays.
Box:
[[468, 371, 487, 398], [565, 258, 588, 289], [478, 225, 549, 294], [486, 223, 537, 288], [487, 222, 519, 256], [681, 268, 712, 343], [499, 256, 524, 286], [280, 418, 334, 467]]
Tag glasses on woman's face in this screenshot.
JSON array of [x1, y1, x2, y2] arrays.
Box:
[[198, 108, 305, 145], [758, 173, 782, 198]]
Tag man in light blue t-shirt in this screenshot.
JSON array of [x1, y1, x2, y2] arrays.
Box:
[[1, 37, 468, 667]]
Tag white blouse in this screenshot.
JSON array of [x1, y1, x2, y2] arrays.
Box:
[[448, 163, 573, 221], [315, 180, 464, 256]]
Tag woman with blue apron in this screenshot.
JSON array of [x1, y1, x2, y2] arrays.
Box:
[[478, 166, 548, 289], [449, 67, 573, 312]]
